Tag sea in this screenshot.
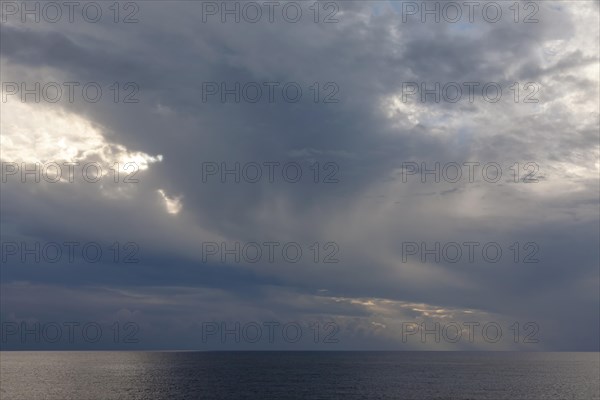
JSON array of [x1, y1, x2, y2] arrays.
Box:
[[0, 352, 598, 399]]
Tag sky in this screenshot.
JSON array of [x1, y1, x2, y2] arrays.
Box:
[[0, 0, 599, 351]]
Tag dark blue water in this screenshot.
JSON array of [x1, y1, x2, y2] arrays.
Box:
[[1, 352, 598, 399]]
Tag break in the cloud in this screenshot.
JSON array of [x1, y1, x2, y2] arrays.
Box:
[[0, 1, 598, 350]]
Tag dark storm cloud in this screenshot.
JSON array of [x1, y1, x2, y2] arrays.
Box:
[[1, 1, 598, 350]]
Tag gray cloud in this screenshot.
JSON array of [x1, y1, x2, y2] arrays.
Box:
[[1, 0, 598, 350]]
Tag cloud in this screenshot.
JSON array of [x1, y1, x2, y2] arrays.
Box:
[[1, 1, 598, 350]]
